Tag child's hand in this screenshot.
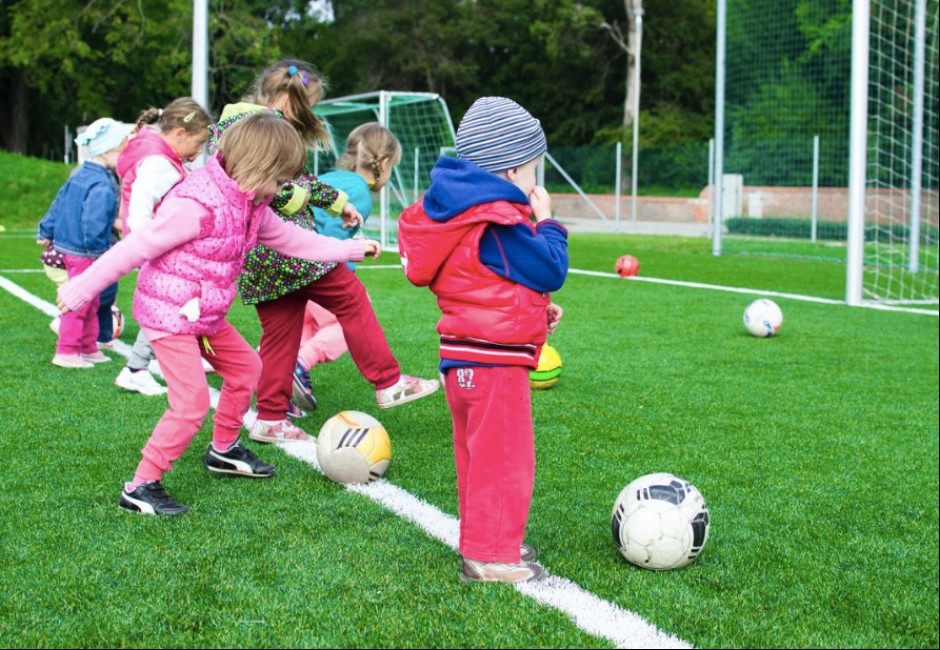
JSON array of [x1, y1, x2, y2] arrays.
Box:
[[529, 186, 552, 222], [341, 202, 364, 229], [546, 302, 563, 333], [56, 294, 71, 314], [37, 238, 51, 247], [363, 239, 382, 259]]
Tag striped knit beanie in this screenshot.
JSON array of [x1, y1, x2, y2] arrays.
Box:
[[456, 97, 547, 173]]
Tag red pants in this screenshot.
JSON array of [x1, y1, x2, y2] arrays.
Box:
[[135, 320, 261, 482], [254, 264, 400, 421], [444, 365, 535, 564]]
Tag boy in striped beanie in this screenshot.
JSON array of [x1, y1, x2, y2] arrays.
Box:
[[398, 97, 568, 583]]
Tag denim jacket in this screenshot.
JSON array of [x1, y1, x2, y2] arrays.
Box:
[[37, 161, 118, 258]]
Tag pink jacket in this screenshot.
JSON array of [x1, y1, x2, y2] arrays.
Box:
[[58, 154, 367, 337], [116, 126, 186, 235]]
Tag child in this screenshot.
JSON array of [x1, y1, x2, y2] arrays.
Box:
[[38, 117, 133, 368], [291, 122, 402, 412], [56, 112, 381, 516], [212, 60, 438, 445], [398, 97, 568, 583], [113, 98, 213, 397]]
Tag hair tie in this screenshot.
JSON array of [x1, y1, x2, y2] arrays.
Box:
[[158, 108, 164, 117], [287, 65, 309, 87], [183, 110, 196, 123]]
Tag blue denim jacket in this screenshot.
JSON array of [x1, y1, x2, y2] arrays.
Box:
[[37, 161, 118, 258]]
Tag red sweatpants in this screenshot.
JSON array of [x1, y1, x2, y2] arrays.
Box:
[[254, 264, 400, 421], [134, 320, 261, 482], [444, 365, 535, 564]]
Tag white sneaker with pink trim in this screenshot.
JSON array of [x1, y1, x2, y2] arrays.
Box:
[[376, 375, 440, 409], [249, 419, 310, 444]]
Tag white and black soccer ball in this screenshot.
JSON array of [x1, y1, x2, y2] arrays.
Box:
[[316, 411, 391, 484], [743, 298, 783, 337], [611, 472, 710, 570]]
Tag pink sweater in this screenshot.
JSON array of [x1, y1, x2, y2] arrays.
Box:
[[58, 197, 366, 338]]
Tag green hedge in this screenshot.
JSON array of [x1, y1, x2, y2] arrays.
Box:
[[725, 217, 940, 244]]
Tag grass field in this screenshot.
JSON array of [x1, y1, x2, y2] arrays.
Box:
[[0, 222, 937, 648]]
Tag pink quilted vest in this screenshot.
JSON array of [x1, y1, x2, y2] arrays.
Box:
[[116, 127, 187, 235], [132, 154, 267, 335]]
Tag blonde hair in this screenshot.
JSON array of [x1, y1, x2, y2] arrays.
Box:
[[336, 123, 402, 186], [246, 59, 330, 149], [217, 112, 305, 191], [135, 98, 212, 137]]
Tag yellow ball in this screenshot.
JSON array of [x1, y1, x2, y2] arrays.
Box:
[[529, 343, 562, 390]]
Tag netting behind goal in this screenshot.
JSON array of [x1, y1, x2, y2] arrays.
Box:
[[313, 91, 457, 247], [717, 0, 853, 262], [861, 0, 939, 305]]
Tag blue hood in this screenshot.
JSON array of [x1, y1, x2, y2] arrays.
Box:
[[422, 157, 529, 221]]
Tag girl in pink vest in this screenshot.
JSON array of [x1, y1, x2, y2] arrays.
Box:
[[57, 112, 381, 516], [113, 98, 213, 397]]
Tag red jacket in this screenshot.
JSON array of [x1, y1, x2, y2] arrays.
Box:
[[398, 199, 549, 367]]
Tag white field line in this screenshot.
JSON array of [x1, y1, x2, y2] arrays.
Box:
[[570, 269, 939, 316], [0, 271, 692, 650]]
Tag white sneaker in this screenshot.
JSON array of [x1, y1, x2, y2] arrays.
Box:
[[115, 367, 168, 396], [52, 353, 93, 369], [249, 419, 310, 444], [460, 558, 546, 583], [82, 351, 111, 364], [376, 375, 440, 409]]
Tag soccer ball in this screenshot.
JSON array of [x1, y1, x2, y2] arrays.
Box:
[[530, 343, 562, 390], [611, 472, 710, 570], [111, 305, 124, 339], [743, 299, 783, 337], [615, 255, 640, 277], [316, 411, 391, 484]]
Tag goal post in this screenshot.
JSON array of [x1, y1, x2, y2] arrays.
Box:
[[313, 91, 458, 249], [847, 0, 939, 306]]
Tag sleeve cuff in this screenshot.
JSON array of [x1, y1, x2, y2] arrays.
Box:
[[326, 190, 349, 217], [281, 185, 308, 215]]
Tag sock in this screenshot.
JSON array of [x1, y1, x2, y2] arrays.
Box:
[[126, 476, 150, 492]]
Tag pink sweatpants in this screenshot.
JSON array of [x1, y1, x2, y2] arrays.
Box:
[[134, 320, 261, 482], [444, 365, 535, 564], [297, 301, 348, 370], [58, 255, 99, 355]]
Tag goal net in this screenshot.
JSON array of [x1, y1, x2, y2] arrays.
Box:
[[313, 91, 457, 248], [857, 0, 939, 305]]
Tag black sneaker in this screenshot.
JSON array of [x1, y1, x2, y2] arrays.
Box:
[[119, 480, 189, 516], [203, 441, 276, 478]]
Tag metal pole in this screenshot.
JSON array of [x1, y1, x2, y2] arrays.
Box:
[[811, 134, 820, 242], [192, 0, 209, 166], [846, 0, 870, 306], [707, 138, 715, 236], [908, 0, 927, 274], [414, 147, 420, 205], [379, 91, 389, 249], [712, 0, 726, 256], [615, 141, 622, 231], [630, 8, 644, 227]]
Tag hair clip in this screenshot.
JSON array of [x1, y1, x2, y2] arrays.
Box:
[[158, 108, 164, 117], [287, 65, 299, 76], [367, 179, 377, 187], [183, 110, 196, 123]]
